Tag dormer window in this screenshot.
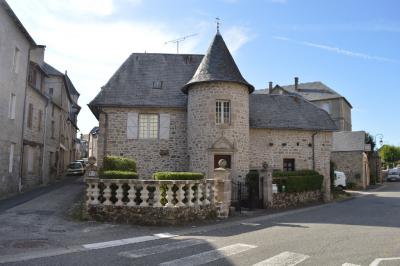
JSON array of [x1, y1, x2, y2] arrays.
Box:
[[152, 81, 163, 89], [216, 100, 230, 125]]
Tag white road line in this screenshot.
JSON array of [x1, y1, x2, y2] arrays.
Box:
[[370, 257, 400, 266], [82, 233, 177, 250], [159, 243, 257, 266], [119, 239, 212, 258], [342, 263, 361, 266], [241, 222, 261, 226], [253, 251, 310, 266]]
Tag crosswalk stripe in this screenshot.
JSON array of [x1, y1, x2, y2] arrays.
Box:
[[342, 263, 361, 266], [119, 239, 211, 259], [82, 233, 177, 250], [253, 251, 310, 266], [159, 243, 257, 266]]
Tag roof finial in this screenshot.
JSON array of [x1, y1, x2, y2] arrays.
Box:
[[215, 17, 220, 34]]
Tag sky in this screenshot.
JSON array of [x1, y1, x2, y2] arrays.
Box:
[[7, 0, 400, 146]]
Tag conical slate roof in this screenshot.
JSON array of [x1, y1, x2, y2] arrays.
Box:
[[182, 32, 254, 93]]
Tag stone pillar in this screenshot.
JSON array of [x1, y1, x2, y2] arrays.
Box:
[[213, 159, 231, 218], [85, 156, 98, 178], [259, 162, 273, 208]]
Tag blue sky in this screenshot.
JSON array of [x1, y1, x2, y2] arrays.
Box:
[[8, 0, 400, 146]]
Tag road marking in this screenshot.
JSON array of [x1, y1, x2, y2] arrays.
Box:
[[253, 251, 310, 266], [342, 263, 361, 266], [119, 239, 212, 258], [241, 222, 261, 226], [159, 243, 257, 266], [370, 257, 400, 266], [82, 233, 177, 250]]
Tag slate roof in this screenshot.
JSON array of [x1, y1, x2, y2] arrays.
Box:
[[255, 81, 352, 108], [249, 94, 337, 131], [43, 62, 63, 76], [89, 53, 204, 118], [182, 33, 254, 93], [90, 126, 100, 135]]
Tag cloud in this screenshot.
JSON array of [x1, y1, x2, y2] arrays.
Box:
[[273, 36, 399, 63], [224, 26, 254, 54]]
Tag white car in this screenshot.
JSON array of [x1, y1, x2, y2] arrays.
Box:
[[334, 171, 347, 189], [387, 169, 400, 182], [66, 162, 85, 176]]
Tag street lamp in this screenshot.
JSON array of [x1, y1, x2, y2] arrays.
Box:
[[374, 133, 384, 149]]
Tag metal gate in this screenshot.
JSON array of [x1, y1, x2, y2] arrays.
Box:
[[232, 177, 264, 211]]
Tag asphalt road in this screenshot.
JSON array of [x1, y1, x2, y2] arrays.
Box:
[[0, 180, 399, 266]]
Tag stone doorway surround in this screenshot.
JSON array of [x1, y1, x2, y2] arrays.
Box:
[[208, 135, 236, 181]]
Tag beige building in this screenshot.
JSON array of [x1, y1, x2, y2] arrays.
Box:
[[88, 127, 99, 159], [260, 78, 352, 131], [0, 0, 35, 197], [0, 1, 80, 197], [89, 31, 336, 200]]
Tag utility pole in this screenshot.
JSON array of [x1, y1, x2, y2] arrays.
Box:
[[165, 33, 197, 54]]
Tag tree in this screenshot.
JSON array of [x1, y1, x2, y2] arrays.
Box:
[[379, 145, 400, 167], [365, 132, 376, 151]]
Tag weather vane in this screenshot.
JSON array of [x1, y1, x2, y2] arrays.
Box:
[[216, 17, 220, 33]]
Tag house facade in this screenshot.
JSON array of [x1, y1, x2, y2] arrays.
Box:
[[88, 127, 99, 159], [89, 32, 337, 200]]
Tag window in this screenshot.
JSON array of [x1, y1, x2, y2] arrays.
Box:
[[139, 114, 158, 139], [9, 143, 15, 173], [12, 47, 20, 73], [48, 88, 54, 98], [27, 146, 34, 173], [8, 93, 16, 119], [216, 100, 230, 124], [38, 110, 43, 131], [28, 67, 36, 88], [152, 81, 163, 89], [320, 102, 331, 114], [51, 121, 55, 138], [27, 103, 33, 128], [283, 159, 295, 172]]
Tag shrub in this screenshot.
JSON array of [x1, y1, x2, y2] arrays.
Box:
[[100, 170, 138, 179], [273, 169, 320, 177], [153, 172, 204, 180], [285, 175, 323, 193], [102, 156, 136, 172]]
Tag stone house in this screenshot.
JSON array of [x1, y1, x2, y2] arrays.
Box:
[[258, 78, 352, 131], [89, 31, 337, 200], [331, 131, 371, 189], [88, 127, 99, 159], [0, 0, 35, 197], [0, 0, 80, 197]]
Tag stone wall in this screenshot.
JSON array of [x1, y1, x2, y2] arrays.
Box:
[[250, 129, 332, 200], [331, 151, 367, 188], [97, 107, 189, 178], [271, 190, 322, 209], [187, 82, 250, 181], [86, 205, 217, 225]]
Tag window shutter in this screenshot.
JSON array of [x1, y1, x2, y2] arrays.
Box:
[[159, 113, 170, 140], [127, 112, 138, 139]]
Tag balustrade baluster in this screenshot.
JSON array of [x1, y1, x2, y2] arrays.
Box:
[[127, 184, 136, 206], [153, 184, 162, 207], [140, 184, 149, 207], [165, 184, 174, 207], [115, 183, 124, 206], [186, 184, 194, 206], [86, 183, 93, 205], [92, 183, 100, 205], [176, 184, 185, 207], [204, 182, 210, 205], [196, 183, 203, 206], [103, 182, 112, 206]]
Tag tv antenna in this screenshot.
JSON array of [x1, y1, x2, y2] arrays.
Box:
[[165, 33, 197, 54]]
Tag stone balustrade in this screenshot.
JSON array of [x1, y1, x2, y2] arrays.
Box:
[[85, 178, 221, 209]]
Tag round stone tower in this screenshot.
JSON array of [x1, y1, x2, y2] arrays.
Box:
[[182, 32, 254, 181]]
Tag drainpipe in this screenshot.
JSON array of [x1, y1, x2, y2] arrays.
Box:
[[18, 47, 33, 192], [311, 131, 318, 170]]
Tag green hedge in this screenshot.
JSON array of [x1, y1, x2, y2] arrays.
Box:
[[100, 170, 138, 179], [153, 172, 204, 180], [285, 175, 323, 192], [273, 169, 320, 177], [102, 156, 136, 172]]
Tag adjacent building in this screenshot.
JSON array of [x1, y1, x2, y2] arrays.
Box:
[[88, 127, 99, 159], [89, 31, 337, 200]]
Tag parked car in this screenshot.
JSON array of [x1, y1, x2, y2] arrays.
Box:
[[67, 162, 85, 176], [334, 171, 347, 189], [387, 168, 400, 182], [74, 159, 86, 168]]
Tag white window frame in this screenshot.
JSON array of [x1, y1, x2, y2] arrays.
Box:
[[216, 100, 230, 125], [9, 143, 15, 173], [138, 114, 159, 139], [8, 93, 16, 119]]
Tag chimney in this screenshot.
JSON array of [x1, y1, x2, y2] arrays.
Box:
[[268, 81, 273, 91], [294, 77, 299, 91]]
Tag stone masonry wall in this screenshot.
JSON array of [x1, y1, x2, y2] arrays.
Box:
[[331, 151, 364, 186], [272, 190, 322, 209], [97, 107, 188, 178], [187, 82, 250, 181], [250, 129, 332, 200]]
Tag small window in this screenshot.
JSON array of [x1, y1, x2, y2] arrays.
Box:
[[152, 81, 163, 89], [216, 100, 230, 125], [8, 93, 16, 119], [12, 47, 20, 73], [48, 88, 54, 98], [27, 103, 33, 128], [283, 158, 295, 171], [38, 110, 43, 131], [9, 143, 15, 173], [139, 114, 159, 139]]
